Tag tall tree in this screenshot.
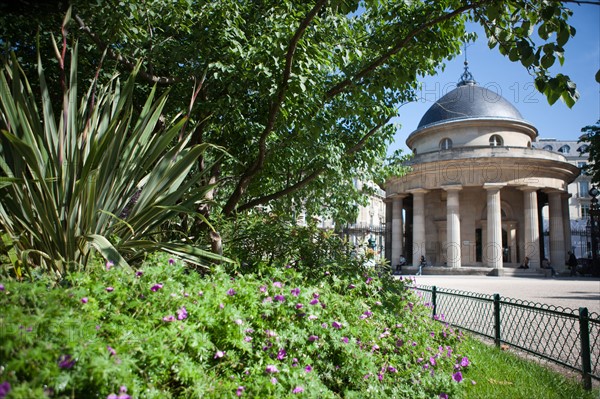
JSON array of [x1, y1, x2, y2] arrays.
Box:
[[1, 0, 594, 228]]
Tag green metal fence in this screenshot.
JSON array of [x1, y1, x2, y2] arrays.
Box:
[[413, 285, 600, 390]]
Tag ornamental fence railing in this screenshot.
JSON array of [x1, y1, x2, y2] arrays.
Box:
[[412, 285, 600, 390]]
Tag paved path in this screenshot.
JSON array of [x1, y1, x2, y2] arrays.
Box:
[[406, 275, 600, 315]]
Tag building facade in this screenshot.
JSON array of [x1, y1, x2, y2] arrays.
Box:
[[384, 68, 580, 274]]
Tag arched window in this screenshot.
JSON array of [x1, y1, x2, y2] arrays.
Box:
[[578, 145, 589, 154], [489, 135, 503, 147], [558, 145, 570, 154], [439, 138, 453, 150], [543, 145, 553, 151], [527, 141, 531, 148]]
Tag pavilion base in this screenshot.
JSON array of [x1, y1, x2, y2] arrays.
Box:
[[397, 265, 547, 277]]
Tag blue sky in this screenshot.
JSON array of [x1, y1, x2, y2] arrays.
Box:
[[387, 3, 600, 155]]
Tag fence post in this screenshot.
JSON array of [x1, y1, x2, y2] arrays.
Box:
[[578, 307, 592, 390], [432, 286, 437, 319], [493, 294, 501, 347]]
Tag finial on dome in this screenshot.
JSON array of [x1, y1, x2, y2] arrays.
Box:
[[457, 44, 476, 86]]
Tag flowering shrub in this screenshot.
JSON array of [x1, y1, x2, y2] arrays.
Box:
[[0, 254, 472, 398]]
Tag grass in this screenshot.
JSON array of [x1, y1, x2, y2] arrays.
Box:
[[461, 336, 599, 399]]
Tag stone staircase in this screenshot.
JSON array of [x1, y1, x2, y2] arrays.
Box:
[[399, 265, 549, 277]]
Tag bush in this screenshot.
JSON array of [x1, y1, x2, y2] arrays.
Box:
[[0, 254, 473, 398]]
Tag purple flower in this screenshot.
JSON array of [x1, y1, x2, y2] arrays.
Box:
[[107, 346, 117, 356], [135, 270, 143, 278], [341, 337, 349, 343], [277, 349, 286, 360], [58, 354, 76, 369], [292, 386, 304, 394], [304, 365, 312, 372], [270, 377, 278, 384], [388, 366, 397, 373], [227, 288, 237, 296], [452, 371, 463, 383], [291, 287, 300, 296], [321, 323, 328, 328], [430, 357, 437, 366], [0, 284, 5, 292], [332, 321, 342, 329], [296, 303, 303, 309], [273, 281, 283, 288], [236, 386, 245, 397], [169, 258, 175, 265], [244, 336, 252, 342], [312, 292, 319, 299], [366, 277, 373, 284], [163, 315, 176, 322], [265, 365, 279, 373], [177, 306, 188, 320], [234, 319, 243, 325], [309, 298, 319, 305], [214, 350, 225, 359], [308, 335, 319, 342], [0, 381, 11, 398], [107, 395, 118, 399], [81, 297, 88, 304], [460, 356, 470, 368], [259, 285, 267, 293], [274, 295, 285, 302], [348, 284, 356, 289], [439, 394, 448, 399], [105, 287, 114, 292], [151, 283, 163, 292], [120, 386, 128, 394], [105, 261, 114, 271]]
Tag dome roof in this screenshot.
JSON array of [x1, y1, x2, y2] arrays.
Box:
[[416, 81, 525, 130]]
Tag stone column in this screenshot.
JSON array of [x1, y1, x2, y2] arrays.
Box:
[[562, 192, 572, 254], [484, 184, 504, 270], [391, 194, 406, 266], [410, 189, 428, 265], [520, 187, 540, 269], [548, 190, 566, 272], [443, 185, 462, 268]]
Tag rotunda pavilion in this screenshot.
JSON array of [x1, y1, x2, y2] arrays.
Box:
[[384, 67, 579, 275]]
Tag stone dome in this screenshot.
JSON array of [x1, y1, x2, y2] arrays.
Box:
[[416, 81, 525, 130]]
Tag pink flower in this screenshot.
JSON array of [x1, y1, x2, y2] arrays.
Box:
[[163, 315, 176, 322], [460, 356, 470, 368], [439, 394, 448, 399], [321, 322, 328, 328], [214, 350, 225, 359], [277, 349, 286, 360], [135, 270, 143, 278], [151, 283, 163, 292], [308, 335, 319, 342], [296, 303, 303, 309], [105, 261, 114, 271], [265, 365, 279, 373], [292, 386, 304, 394], [259, 285, 267, 293], [107, 346, 117, 356], [312, 292, 319, 299], [332, 321, 342, 329], [291, 288, 300, 296], [234, 319, 243, 325], [177, 306, 188, 320], [452, 371, 463, 383], [236, 386, 244, 397], [273, 281, 283, 288], [81, 297, 88, 304], [0, 284, 4, 291], [105, 287, 114, 292], [270, 377, 278, 384], [168, 258, 175, 265], [341, 337, 349, 343], [227, 288, 237, 296], [304, 365, 312, 372], [274, 295, 285, 302]]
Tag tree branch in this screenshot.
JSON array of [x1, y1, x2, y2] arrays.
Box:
[[326, 0, 490, 98], [237, 118, 391, 212], [74, 14, 181, 85], [222, 0, 328, 216]]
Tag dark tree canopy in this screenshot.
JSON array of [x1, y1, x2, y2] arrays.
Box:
[[1, 0, 594, 226]]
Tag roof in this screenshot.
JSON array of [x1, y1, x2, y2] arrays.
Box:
[[416, 81, 526, 130]]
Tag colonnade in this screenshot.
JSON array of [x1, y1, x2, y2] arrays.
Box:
[[388, 187, 571, 270]]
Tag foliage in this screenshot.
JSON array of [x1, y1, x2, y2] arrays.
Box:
[[0, 28, 226, 278], [579, 120, 600, 185], [0, 254, 473, 398], [219, 210, 373, 279], [0, 1, 592, 230], [460, 337, 599, 399]]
